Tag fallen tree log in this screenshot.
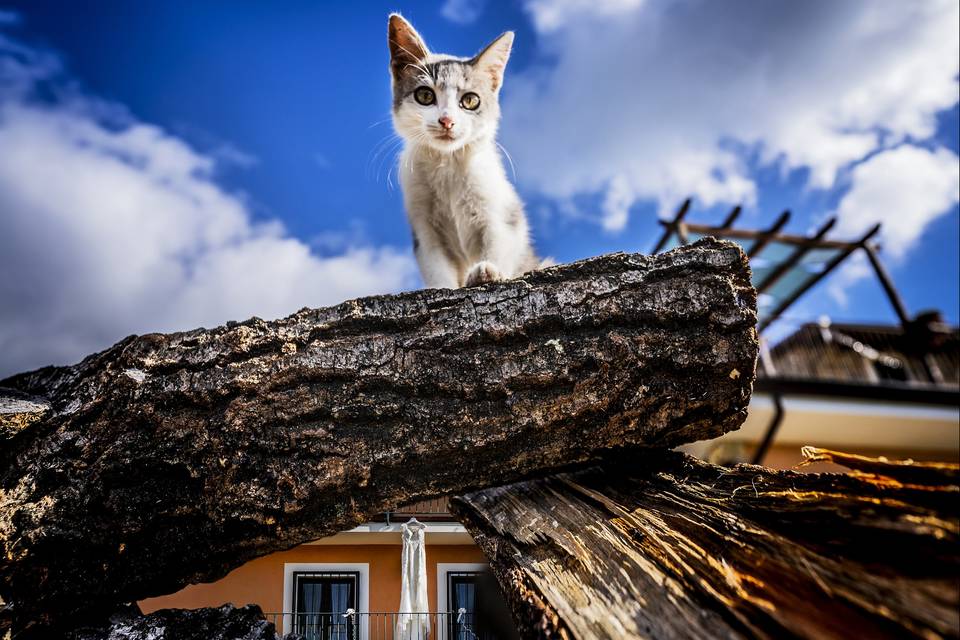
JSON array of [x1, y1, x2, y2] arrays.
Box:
[[0, 238, 757, 635], [451, 448, 960, 640]]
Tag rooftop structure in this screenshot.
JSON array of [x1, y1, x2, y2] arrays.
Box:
[[654, 200, 959, 465]]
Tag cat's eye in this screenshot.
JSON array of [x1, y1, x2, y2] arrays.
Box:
[[460, 92, 481, 111], [414, 86, 436, 106]]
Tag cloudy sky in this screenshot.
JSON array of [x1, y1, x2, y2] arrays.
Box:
[[1, 0, 958, 376]]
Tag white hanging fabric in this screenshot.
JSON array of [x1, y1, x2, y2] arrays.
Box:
[[396, 518, 431, 639]]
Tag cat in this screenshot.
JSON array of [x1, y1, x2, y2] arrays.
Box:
[[388, 13, 545, 288]]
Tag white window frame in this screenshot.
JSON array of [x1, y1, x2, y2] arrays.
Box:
[[281, 562, 370, 638], [435, 562, 489, 640]]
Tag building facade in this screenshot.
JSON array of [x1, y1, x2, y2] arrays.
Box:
[[140, 499, 513, 639], [690, 316, 959, 469]]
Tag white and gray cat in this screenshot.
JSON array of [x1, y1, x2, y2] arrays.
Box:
[[388, 14, 545, 288]]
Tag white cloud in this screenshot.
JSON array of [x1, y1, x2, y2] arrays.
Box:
[[441, 0, 486, 25], [601, 174, 634, 231], [826, 144, 959, 307], [0, 33, 417, 377], [825, 253, 872, 308], [525, 0, 643, 32], [835, 145, 960, 260], [503, 0, 960, 226]]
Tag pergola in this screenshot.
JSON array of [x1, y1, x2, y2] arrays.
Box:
[[649, 199, 909, 333], [650, 199, 952, 463]]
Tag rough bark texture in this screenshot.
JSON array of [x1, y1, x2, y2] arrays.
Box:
[[452, 447, 960, 640], [0, 239, 758, 635], [65, 604, 277, 640]]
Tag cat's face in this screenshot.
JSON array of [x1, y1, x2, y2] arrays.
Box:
[[389, 14, 513, 153]]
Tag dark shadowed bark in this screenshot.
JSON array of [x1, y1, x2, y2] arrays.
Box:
[[0, 239, 757, 635], [65, 604, 278, 640], [451, 448, 960, 640]]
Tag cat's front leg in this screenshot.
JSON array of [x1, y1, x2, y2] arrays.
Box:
[[464, 206, 528, 286], [403, 175, 461, 288], [464, 260, 502, 287], [412, 226, 460, 289]]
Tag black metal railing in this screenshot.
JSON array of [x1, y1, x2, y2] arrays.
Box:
[[265, 610, 497, 640]]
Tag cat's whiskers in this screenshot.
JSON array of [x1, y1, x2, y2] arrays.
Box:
[[390, 130, 431, 189], [496, 142, 518, 182], [364, 110, 400, 174], [368, 134, 404, 185], [368, 132, 399, 165], [378, 139, 405, 187], [367, 116, 393, 130], [366, 133, 399, 179], [371, 133, 401, 160], [384, 140, 406, 190], [387, 134, 422, 188], [384, 129, 429, 189]]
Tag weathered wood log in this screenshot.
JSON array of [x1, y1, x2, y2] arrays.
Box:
[[65, 604, 279, 640], [0, 238, 757, 635], [451, 448, 960, 640]]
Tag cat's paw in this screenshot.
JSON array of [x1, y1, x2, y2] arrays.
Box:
[[465, 261, 502, 287]]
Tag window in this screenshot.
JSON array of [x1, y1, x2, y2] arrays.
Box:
[[446, 571, 501, 640], [292, 571, 359, 640]]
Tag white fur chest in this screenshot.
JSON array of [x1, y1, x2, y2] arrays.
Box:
[[405, 143, 511, 250]]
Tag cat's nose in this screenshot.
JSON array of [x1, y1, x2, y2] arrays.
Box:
[[438, 116, 455, 130]]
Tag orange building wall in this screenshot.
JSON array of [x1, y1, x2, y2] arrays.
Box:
[[140, 543, 487, 617]]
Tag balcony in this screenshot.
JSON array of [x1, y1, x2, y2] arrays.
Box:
[[265, 610, 504, 640]]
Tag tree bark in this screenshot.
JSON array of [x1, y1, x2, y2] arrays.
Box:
[[65, 604, 278, 640], [0, 238, 758, 635], [451, 448, 960, 640]]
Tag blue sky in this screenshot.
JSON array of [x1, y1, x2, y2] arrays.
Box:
[[0, 0, 958, 375]]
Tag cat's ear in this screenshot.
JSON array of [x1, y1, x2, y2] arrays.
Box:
[[472, 31, 514, 92], [388, 14, 429, 81]]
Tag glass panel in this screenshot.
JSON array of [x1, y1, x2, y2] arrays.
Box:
[[293, 572, 358, 640], [447, 572, 507, 640], [764, 266, 814, 301], [749, 241, 793, 284], [449, 574, 477, 640], [798, 247, 841, 274], [752, 245, 845, 325]]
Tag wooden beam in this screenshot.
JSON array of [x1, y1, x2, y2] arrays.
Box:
[[746, 210, 792, 258], [453, 448, 960, 640], [720, 205, 743, 229], [863, 241, 911, 328], [651, 198, 691, 254]]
